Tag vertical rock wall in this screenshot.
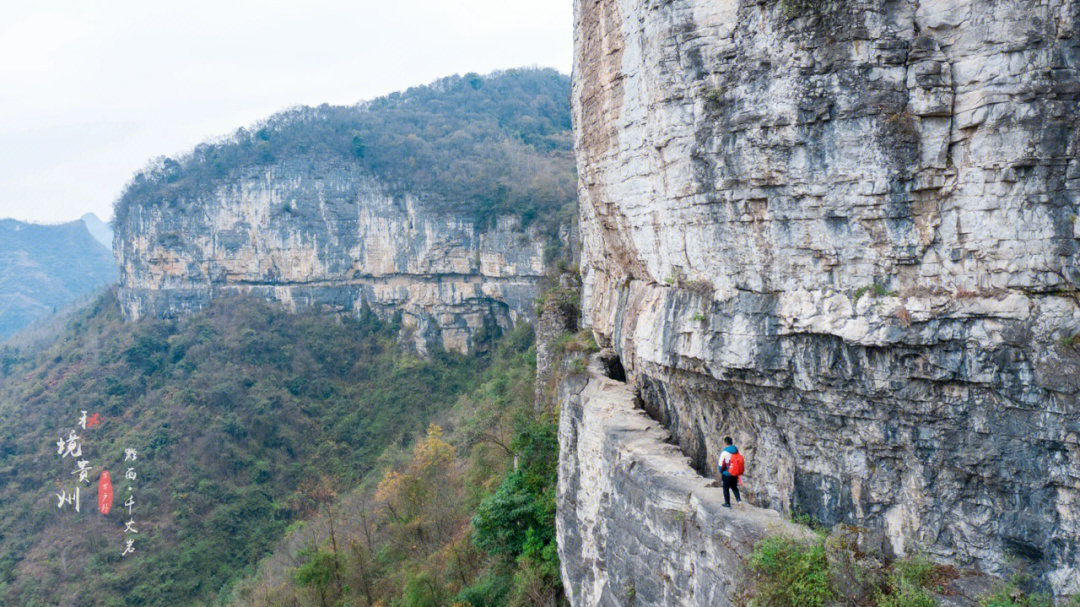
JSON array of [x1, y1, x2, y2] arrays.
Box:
[[114, 157, 548, 353], [557, 354, 814, 606], [567, 0, 1080, 596]]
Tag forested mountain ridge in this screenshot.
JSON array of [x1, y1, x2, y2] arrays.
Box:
[[0, 68, 574, 607], [112, 68, 575, 354], [0, 218, 117, 338], [115, 68, 574, 229], [0, 291, 562, 606]]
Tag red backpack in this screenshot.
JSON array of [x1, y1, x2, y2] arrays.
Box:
[[728, 453, 745, 477]]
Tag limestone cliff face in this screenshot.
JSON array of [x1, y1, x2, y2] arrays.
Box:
[[557, 353, 816, 606], [115, 156, 547, 353], [565, 0, 1080, 597]]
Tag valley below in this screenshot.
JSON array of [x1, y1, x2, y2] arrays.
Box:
[[2, 0, 1079, 603]]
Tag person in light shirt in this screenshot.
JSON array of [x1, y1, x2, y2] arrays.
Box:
[[718, 436, 744, 508]]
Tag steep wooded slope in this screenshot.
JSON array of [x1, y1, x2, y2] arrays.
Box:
[[0, 219, 116, 337], [0, 293, 484, 606]]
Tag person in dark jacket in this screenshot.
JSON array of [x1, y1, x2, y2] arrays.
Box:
[[718, 436, 742, 508]]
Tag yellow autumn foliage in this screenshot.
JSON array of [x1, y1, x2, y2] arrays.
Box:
[[375, 424, 456, 523]]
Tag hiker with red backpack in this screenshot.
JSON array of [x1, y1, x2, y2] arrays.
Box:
[[719, 436, 744, 508]]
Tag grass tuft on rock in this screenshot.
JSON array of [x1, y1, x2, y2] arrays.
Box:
[[745, 529, 986, 607], [878, 554, 940, 607], [745, 536, 834, 607], [977, 574, 1055, 607]]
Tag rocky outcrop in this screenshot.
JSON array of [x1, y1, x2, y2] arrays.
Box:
[[557, 352, 814, 606], [115, 157, 548, 353], [567, 0, 1080, 597], [535, 278, 581, 413]]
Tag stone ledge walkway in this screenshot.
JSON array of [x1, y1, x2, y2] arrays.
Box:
[[556, 352, 812, 607]]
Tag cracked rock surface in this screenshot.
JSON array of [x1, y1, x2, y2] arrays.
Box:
[[567, 0, 1080, 596], [114, 157, 547, 353], [556, 354, 813, 606]]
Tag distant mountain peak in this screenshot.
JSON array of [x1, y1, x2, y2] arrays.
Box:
[[80, 212, 114, 248], [0, 218, 116, 337]]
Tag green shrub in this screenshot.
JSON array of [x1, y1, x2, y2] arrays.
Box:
[[664, 268, 684, 286], [293, 547, 341, 598], [777, 0, 837, 18], [854, 282, 898, 301], [555, 330, 598, 355], [892, 553, 937, 588], [877, 581, 938, 607], [978, 585, 1053, 607], [401, 572, 448, 607], [873, 283, 899, 297], [790, 510, 829, 534], [746, 536, 834, 607], [472, 416, 559, 573], [567, 357, 588, 375], [455, 572, 511, 607], [877, 555, 940, 607], [472, 473, 543, 559], [538, 286, 580, 318]]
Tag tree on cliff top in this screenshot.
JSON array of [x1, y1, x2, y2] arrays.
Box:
[[113, 68, 575, 233]]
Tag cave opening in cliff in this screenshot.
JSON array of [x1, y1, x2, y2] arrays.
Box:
[[597, 349, 626, 382]]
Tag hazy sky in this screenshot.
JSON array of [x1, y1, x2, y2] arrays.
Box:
[[0, 0, 573, 224]]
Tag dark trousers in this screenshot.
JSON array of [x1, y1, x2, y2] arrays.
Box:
[[723, 474, 741, 505]]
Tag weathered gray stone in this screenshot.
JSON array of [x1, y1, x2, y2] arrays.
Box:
[[114, 157, 548, 353], [826, 525, 893, 605], [556, 352, 814, 606], [566, 0, 1080, 597], [935, 573, 1006, 607]]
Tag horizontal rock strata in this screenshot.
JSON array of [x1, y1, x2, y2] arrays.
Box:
[[566, 0, 1080, 596], [115, 158, 547, 353]]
